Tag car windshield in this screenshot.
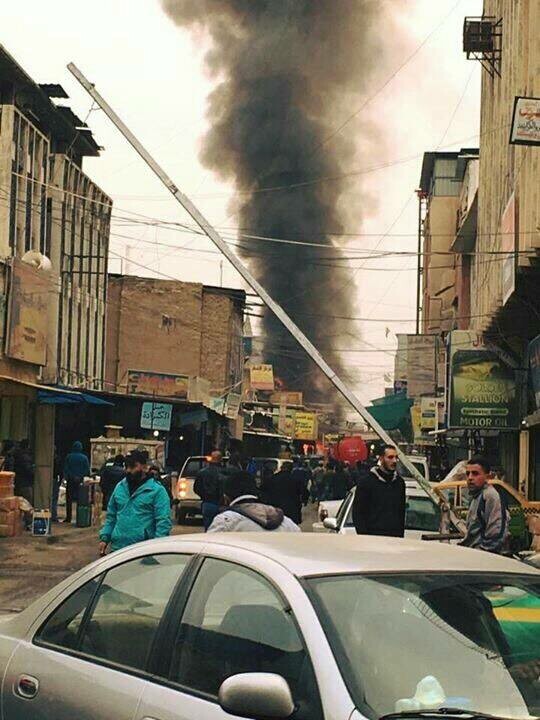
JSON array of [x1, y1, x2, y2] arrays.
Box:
[[406, 494, 441, 531], [398, 460, 427, 479], [344, 491, 441, 532], [307, 573, 540, 720]]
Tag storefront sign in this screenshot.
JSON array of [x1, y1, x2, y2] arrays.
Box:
[[510, 96, 540, 146], [294, 412, 318, 441], [448, 331, 517, 430], [249, 364, 274, 391], [410, 403, 436, 446], [500, 193, 517, 305], [270, 391, 303, 406], [528, 335, 540, 410], [6, 258, 50, 365], [406, 335, 437, 398], [208, 396, 226, 415], [140, 402, 173, 431], [225, 392, 242, 419], [420, 397, 438, 430], [126, 370, 189, 399], [188, 376, 211, 406]]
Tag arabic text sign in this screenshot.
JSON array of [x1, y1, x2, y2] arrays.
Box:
[[225, 392, 242, 419], [406, 335, 437, 398], [420, 397, 438, 430], [127, 370, 189, 399], [140, 402, 173, 431], [510, 96, 540, 146], [448, 336, 517, 430], [500, 193, 517, 305], [249, 364, 274, 391], [294, 412, 318, 441], [6, 259, 50, 365]]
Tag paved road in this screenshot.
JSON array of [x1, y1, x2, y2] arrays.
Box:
[[0, 503, 319, 612]]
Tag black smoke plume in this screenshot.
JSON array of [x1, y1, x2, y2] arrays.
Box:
[[163, 0, 385, 401]]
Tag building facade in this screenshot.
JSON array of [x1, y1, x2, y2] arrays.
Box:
[[0, 45, 111, 507]]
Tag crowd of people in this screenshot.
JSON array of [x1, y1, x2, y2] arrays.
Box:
[[1, 437, 511, 558]]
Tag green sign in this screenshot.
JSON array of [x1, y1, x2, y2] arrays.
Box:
[[449, 348, 517, 430]]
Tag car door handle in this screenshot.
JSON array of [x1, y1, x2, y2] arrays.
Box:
[[15, 675, 40, 699]]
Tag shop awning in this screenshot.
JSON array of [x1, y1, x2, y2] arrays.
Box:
[[367, 393, 413, 431], [37, 389, 114, 406]]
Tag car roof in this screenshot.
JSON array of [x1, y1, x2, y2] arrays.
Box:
[[146, 533, 537, 577]]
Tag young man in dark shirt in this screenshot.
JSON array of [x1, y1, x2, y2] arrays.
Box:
[[353, 444, 406, 538]]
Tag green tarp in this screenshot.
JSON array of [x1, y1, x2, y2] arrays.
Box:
[[367, 393, 413, 431]]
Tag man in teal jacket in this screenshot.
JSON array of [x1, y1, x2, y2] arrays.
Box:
[[99, 450, 172, 554]]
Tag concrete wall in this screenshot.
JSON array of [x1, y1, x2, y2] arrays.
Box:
[[473, 0, 540, 331]]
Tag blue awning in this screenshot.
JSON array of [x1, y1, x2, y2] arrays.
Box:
[[37, 389, 114, 406]]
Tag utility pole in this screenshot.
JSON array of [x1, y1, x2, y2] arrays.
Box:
[[68, 63, 457, 522]]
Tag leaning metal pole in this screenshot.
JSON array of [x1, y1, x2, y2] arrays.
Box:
[[68, 63, 458, 525]]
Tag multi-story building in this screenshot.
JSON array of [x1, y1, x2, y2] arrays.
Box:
[[104, 274, 246, 460], [0, 45, 111, 507], [462, 1, 539, 498], [419, 148, 479, 334]]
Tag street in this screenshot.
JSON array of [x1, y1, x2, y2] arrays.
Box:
[[0, 504, 319, 612]]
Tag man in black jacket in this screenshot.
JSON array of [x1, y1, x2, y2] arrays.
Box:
[[194, 450, 225, 531], [353, 445, 406, 537]]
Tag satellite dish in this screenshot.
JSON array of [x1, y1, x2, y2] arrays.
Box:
[[21, 250, 52, 273]]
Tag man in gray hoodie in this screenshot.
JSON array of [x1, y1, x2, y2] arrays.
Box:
[[460, 455, 509, 554], [208, 471, 300, 533]]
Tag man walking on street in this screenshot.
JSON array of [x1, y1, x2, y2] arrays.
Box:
[[208, 470, 300, 533], [63, 441, 90, 524], [459, 455, 509, 554], [261, 460, 306, 524], [353, 444, 406, 537], [99, 450, 172, 554], [194, 449, 224, 531]]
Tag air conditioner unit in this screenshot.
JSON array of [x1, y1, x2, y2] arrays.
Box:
[[463, 18, 495, 54]]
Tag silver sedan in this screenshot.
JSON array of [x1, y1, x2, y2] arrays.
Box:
[[0, 534, 539, 720]]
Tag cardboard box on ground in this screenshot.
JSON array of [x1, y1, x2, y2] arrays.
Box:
[[0, 472, 31, 537]]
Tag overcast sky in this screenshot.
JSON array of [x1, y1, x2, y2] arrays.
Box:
[[1, 0, 482, 405]]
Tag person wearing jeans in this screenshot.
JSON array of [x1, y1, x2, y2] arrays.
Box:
[[63, 441, 90, 524], [194, 450, 224, 531]]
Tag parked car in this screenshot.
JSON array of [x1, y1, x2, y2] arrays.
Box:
[[0, 534, 538, 719], [313, 455, 431, 533], [436, 476, 540, 551], [320, 481, 448, 540], [173, 455, 210, 524]]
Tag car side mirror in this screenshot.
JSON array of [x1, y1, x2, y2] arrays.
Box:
[[323, 517, 338, 531], [219, 673, 295, 719]]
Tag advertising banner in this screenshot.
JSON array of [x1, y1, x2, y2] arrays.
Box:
[[420, 397, 438, 430], [406, 334, 437, 398], [510, 96, 540, 146], [528, 334, 540, 410], [249, 364, 274, 391], [500, 193, 517, 306], [225, 392, 242, 419], [294, 412, 318, 441], [448, 331, 517, 430], [270, 391, 303, 406], [127, 370, 189, 399], [208, 396, 226, 415], [188, 376, 211, 406], [140, 402, 173, 431], [6, 258, 51, 365]]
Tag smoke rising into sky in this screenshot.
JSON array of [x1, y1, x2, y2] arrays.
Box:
[[162, 0, 388, 400]]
